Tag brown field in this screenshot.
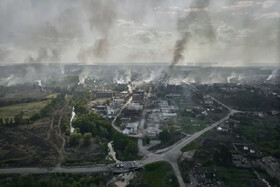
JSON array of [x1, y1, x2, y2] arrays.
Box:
[[63, 141, 106, 166], [0, 106, 69, 167]]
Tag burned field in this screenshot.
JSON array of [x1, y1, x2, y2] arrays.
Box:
[[0, 121, 58, 167], [0, 86, 71, 167], [63, 140, 108, 166], [0, 106, 71, 167]]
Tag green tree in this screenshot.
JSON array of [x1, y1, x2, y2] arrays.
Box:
[[146, 137, 150, 144], [159, 129, 170, 143], [69, 133, 82, 146], [106, 99, 110, 106], [9, 118, 13, 125], [14, 111, 24, 125], [124, 141, 138, 159], [75, 102, 88, 115], [4, 118, 9, 125], [82, 133, 93, 146]]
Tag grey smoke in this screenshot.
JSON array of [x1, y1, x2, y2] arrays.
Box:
[[78, 0, 117, 62], [171, 32, 190, 68], [171, 0, 215, 68], [0, 0, 279, 65], [0, 47, 11, 62], [25, 47, 60, 63], [78, 38, 109, 62]]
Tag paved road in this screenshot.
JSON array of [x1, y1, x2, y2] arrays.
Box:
[[0, 166, 109, 174]]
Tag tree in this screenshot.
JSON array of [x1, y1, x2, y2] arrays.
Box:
[[124, 141, 138, 160], [112, 132, 139, 160], [99, 126, 109, 139], [146, 137, 150, 144], [159, 129, 170, 144], [72, 112, 112, 137], [82, 133, 93, 146], [72, 114, 96, 134], [75, 102, 88, 115], [9, 118, 13, 125], [69, 133, 82, 146], [143, 137, 150, 145], [168, 119, 174, 127], [4, 118, 9, 125], [14, 111, 24, 125], [106, 99, 110, 106]]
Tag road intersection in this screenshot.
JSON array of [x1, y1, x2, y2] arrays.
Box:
[[0, 96, 240, 187]]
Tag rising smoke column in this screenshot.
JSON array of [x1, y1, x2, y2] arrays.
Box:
[[78, 0, 117, 63], [170, 0, 215, 68], [171, 32, 190, 68]]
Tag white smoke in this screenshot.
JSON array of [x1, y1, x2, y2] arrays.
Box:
[[113, 70, 131, 84], [227, 72, 238, 83], [266, 68, 279, 81], [36, 80, 42, 87], [78, 69, 89, 85]]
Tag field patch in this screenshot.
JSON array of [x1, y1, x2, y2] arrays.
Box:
[[0, 100, 49, 119], [129, 161, 179, 187]]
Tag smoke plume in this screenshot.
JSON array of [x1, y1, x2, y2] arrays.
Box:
[[171, 32, 190, 68], [171, 0, 215, 68], [78, 0, 117, 63], [78, 38, 109, 62]]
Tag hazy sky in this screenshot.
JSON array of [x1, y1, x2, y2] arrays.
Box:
[[0, 0, 279, 66]]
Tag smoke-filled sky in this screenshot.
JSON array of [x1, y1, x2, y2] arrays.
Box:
[[0, 0, 279, 66]]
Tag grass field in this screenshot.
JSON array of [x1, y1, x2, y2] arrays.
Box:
[[44, 93, 58, 99], [129, 161, 179, 187], [0, 100, 49, 119], [181, 141, 199, 152], [183, 124, 207, 134]]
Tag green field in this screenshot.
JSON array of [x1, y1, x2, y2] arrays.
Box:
[[0, 100, 49, 119], [129, 161, 179, 187], [183, 124, 207, 134], [44, 93, 58, 99], [181, 141, 199, 152]]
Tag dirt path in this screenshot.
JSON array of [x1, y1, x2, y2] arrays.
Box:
[[56, 113, 66, 167], [47, 115, 54, 140], [46, 107, 67, 167]]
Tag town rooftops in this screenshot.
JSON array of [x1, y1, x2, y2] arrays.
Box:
[[126, 103, 143, 110]]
